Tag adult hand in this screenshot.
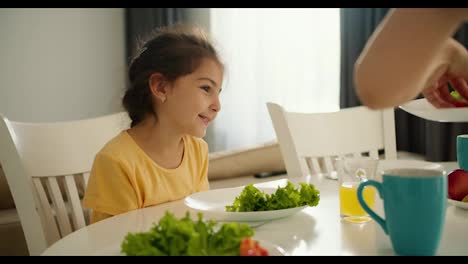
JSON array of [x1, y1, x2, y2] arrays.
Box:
[[422, 75, 468, 108], [422, 39, 468, 108]]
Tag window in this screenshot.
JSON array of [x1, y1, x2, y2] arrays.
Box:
[[208, 8, 340, 152]]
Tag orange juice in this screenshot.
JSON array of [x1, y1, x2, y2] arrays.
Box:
[[340, 182, 375, 221]]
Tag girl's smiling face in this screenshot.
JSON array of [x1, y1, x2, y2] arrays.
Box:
[[160, 58, 224, 138]]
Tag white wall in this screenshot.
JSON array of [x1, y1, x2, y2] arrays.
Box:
[[0, 8, 126, 122]]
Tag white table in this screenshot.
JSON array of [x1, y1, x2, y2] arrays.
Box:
[[42, 160, 468, 256]]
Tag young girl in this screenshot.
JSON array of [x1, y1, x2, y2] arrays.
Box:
[[83, 25, 224, 224]]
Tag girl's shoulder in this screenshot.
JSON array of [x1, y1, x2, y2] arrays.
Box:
[[184, 135, 208, 152], [95, 130, 134, 160]]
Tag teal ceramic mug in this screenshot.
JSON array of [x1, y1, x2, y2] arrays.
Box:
[[457, 135, 468, 170], [357, 168, 447, 256]]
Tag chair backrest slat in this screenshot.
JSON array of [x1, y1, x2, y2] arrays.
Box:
[[63, 175, 86, 230], [81, 172, 90, 191], [369, 150, 379, 159], [307, 158, 321, 175], [32, 178, 61, 245], [323, 156, 335, 175], [45, 177, 73, 237]]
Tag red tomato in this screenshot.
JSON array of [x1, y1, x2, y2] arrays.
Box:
[[240, 237, 269, 256], [259, 247, 269, 256]]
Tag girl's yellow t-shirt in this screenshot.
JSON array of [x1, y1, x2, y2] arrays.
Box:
[[83, 131, 209, 223]]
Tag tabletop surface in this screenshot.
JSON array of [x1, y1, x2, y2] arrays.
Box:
[[42, 160, 468, 256]]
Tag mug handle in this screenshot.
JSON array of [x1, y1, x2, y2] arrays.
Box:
[[357, 180, 388, 234]]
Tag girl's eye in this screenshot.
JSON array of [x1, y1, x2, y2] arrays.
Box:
[[200, 86, 210, 92]]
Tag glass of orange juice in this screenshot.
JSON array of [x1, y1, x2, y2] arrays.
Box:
[[335, 157, 378, 223]]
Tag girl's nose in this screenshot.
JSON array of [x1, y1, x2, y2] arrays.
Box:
[[211, 96, 221, 112]]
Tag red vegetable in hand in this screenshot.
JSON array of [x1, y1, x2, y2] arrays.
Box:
[[453, 101, 468, 108], [240, 237, 269, 256]]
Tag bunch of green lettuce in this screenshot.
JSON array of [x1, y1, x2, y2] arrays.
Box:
[[121, 211, 254, 256], [225, 181, 320, 212]]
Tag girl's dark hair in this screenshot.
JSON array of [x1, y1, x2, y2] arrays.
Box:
[[122, 24, 222, 127]]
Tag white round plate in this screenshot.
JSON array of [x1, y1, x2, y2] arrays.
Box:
[[448, 198, 468, 210], [184, 187, 307, 222], [399, 98, 468, 122], [255, 239, 288, 256], [100, 239, 287, 256]]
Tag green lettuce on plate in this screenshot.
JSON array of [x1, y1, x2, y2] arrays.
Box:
[[121, 211, 254, 256], [225, 181, 320, 212]]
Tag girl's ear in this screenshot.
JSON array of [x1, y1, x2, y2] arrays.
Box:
[[149, 73, 169, 103]]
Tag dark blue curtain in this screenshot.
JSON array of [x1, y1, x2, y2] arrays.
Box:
[[125, 8, 185, 64], [340, 8, 468, 161], [340, 8, 390, 108]]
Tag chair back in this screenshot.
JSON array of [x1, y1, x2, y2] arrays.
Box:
[[0, 112, 130, 255], [267, 102, 396, 178]]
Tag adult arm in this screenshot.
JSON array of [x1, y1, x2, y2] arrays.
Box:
[[354, 8, 468, 109]]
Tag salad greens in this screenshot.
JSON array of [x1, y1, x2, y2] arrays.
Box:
[[121, 211, 254, 256], [225, 181, 320, 212]]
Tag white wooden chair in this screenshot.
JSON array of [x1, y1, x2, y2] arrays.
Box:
[[267, 102, 397, 179], [0, 112, 130, 255]]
